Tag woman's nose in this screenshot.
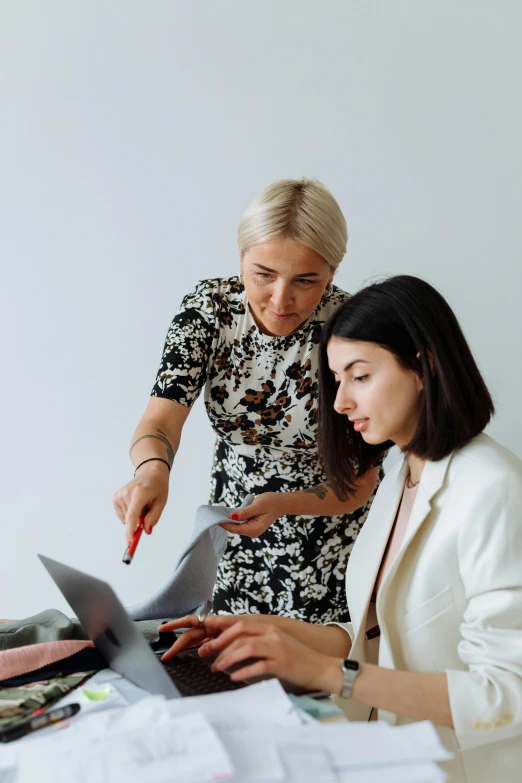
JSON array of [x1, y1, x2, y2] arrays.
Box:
[[333, 385, 353, 416], [270, 282, 293, 310]]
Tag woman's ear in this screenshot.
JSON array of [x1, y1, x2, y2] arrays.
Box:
[[416, 350, 435, 377]]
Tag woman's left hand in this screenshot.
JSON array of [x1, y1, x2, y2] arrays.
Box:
[[199, 618, 342, 694], [219, 492, 288, 538]]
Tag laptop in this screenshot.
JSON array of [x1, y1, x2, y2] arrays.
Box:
[[39, 555, 323, 700], [38, 555, 250, 700]]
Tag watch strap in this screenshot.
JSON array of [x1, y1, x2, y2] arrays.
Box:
[[340, 658, 360, 699]]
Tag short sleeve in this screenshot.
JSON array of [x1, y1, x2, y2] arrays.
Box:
[[151, 281, 219, 407], [324, 620, 355, 644]]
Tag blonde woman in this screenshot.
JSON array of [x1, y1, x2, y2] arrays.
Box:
[[112, 178, 380, 623]]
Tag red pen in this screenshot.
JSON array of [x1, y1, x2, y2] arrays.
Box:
[[122, 515, 146, 565]]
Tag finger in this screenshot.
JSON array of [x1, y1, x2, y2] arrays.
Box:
[[125, 493, 149, 541], [228, 503, 260, 522], [202, 618, 269, 655], [141, 502, 162, 535], [220, 520, 265, 538], [220, 519, 256, 534], [204, 634, 250, 660], [160, 629, 207, 661], [212, 637, 274, 674], [158, 614, 236, 634], [112, 496, 127, 524], [159, 615, 201, 633], [228, 659, 273, 682]]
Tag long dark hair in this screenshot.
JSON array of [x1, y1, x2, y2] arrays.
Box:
[[318, 275, 494, 499]]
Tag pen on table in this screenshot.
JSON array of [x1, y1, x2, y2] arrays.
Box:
[[122, 515, 147, 565], [0, 703, 81, 743]]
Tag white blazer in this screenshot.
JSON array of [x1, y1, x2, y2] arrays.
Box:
[[337, 434, 522, 783]]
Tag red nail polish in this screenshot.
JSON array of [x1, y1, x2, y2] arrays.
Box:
[[230, 513, 239, 520]]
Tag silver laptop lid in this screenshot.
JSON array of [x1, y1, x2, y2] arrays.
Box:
[[38, 555, 180, 699]]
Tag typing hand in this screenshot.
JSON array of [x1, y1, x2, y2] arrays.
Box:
[[158, 614, 270, 662], [199, 619, 342, 694]]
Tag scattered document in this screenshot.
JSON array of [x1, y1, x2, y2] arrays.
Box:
[[336, 764, 446, 783], [6, 676, 451, 783], [215, 720, 450, 782], [0, 748, 16, 783], [15, 702, 233, 783], [166, 679, 304, 731]]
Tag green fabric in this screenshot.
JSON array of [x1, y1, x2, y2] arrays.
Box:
[[0, 610, 89, 650], [0, 672, 94, 727], [0, 611, 163, 652]]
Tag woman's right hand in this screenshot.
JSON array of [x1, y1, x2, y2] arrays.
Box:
[[158, 614, 274, 661], [112, 462, 170, 542]]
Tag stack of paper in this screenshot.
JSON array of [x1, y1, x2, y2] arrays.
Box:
[[3, 678, 451, 783], [13, 699, 233, 783], [216, 716, 450, 782]]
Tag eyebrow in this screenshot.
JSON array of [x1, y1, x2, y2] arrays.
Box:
[[253, 263, 320, 277], [333, 359, 369, 375]]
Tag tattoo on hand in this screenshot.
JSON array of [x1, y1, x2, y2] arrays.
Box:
[[130, 430, 174, 466], [304, 484, 328, 500]]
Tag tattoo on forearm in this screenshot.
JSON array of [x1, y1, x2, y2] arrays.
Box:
[[154, 428, 175, 465], [130, 429, 174, 466], [304, 484, 328, 500]]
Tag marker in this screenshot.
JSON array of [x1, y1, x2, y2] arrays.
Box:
[[0, 703, 81, 743], [122, 515, 146, 565]]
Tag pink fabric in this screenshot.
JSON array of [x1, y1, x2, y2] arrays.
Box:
[[0, 640, 94, 681]]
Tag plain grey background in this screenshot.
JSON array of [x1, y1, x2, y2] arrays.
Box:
[[1, 1, 521, 617]]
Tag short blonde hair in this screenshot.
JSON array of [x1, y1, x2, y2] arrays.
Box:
[[238, 178, 347, 271]]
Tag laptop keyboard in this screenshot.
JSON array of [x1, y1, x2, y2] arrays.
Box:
[[161, 652, 248, 697]]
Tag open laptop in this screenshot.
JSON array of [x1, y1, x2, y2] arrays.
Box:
[[39, 555, 323, 700], [38, 555, 250, 700]]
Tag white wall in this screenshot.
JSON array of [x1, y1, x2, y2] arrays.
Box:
[[1, 1, 521, 617]]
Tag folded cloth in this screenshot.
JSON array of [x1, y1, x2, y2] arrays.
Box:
[[127, 495, 253, 621], [0, 609, 93, 682], [0, 609, 89, 650], [0, 640, 94, 682], [0, 647, 107, 687], [0, 611, 163, 682]]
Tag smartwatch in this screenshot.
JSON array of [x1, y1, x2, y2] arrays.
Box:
[[340, 658, 360, 699]]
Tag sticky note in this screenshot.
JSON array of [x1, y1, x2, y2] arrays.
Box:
[[81, 686, 112, 701]]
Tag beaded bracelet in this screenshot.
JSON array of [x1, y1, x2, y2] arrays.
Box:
[[134, 457, 171, 476]]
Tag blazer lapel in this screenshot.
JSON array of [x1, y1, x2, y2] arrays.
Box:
[[378, 451, 454, 599], [348, 458, 409, 655]]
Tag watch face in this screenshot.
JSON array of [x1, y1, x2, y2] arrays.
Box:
[[343, 659, 359, 672]]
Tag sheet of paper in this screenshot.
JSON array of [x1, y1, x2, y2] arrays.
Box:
[[210, 720, 450, 783], [269, 719, 452, 768], [15, 706, 233, 783], [0, 748, 16, 783], [212, 719, 450, 782], [337, 762, 447, 782], [219, 728, 286, 782], [279, 744, 337, 783], [166, 679, 303, 731]]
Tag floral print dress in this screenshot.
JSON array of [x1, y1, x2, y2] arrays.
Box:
[[152, 277, 381, 624]]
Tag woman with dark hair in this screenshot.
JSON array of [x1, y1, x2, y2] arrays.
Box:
[[162, 276, 522, 783]]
